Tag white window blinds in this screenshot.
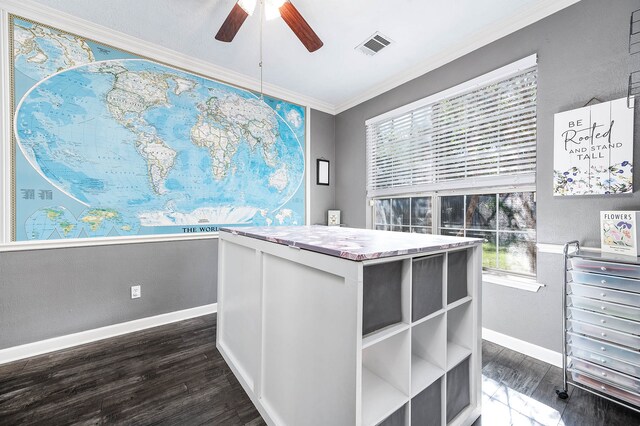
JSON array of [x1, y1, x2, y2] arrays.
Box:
[[366, 56, 537, 197]]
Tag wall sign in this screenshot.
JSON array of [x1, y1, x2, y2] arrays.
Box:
[[9, 16, 306, 242], [600, 211, 640, 256], [553, 98, 634, 196]]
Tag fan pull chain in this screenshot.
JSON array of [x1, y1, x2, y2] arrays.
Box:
[[259, 0, 264, 100]]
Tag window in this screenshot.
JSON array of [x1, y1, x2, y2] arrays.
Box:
[[439, 192, 536, 275], [373, 192, 536, 276], [374, 196, 433, 234], [366, 56, 538, 277]]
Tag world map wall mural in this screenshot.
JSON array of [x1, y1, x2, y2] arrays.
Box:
[[10, 16, 306, 242]]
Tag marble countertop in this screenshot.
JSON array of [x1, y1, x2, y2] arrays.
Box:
[[220, 225, 482, 261]]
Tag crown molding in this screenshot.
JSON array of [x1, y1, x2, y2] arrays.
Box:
[[333, 0, 582, 114], [0, 0, 335, 114], [0, 0, 583, 116]]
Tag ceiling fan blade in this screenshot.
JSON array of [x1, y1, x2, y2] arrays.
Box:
[[279, 1, 323, 52], [215, 2, 249, 42]]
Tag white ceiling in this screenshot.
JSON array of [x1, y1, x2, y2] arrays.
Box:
[[24, 0, 579, 113]]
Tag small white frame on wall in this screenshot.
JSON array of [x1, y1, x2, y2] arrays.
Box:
[[317, 158, 330, 185]]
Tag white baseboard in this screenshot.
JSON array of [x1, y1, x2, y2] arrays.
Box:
[[482, 327, 562, 368], [0, 303, 217, 365]]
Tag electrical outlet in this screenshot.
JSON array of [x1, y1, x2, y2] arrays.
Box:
[[131, 285, 141, 299]]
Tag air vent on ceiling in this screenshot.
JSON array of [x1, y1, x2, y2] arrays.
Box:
[[356, 32, 393, 56]]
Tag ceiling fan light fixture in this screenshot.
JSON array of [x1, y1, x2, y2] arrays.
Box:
[[264, 0, 286, 20], [216, 0, 322, 52], [264, 6, 280, 21], [237, 0, 257, 15], [270, 0, 287, 8]]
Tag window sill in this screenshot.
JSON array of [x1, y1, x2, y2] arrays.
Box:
[[482, 272, 544, 293]]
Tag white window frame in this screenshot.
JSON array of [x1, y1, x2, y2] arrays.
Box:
[[370, 188, 543, 292]]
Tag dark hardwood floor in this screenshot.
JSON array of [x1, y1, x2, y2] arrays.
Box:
[[0, 315, 264, 425], [0, 314, 639, 425]]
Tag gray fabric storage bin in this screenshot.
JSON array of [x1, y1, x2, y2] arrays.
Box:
[[411, 378, 442, 426], [363, 261, 403, 335], [412, 255, 444, 322], [447, 250, 468, 304], [446, 356, 470, 423], [379, 404, 406, 426]]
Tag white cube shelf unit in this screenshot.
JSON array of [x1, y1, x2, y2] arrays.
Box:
[[217, 226, 482, 426]]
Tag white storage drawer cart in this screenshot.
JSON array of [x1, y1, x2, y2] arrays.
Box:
[[217, 226, 483, 426], [558, 241, 640, 412]]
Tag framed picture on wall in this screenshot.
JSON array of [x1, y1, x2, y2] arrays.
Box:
[[7, 15, 307, 244], [317, 159, 330, 185], [600, 211, 640, 256], [553, 97, 634, 196]]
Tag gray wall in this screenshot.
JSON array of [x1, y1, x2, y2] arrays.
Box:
[[0, 240, 218, 349], [0, 108, 335, 350], [310, 110, 337, 225], [335, 0, 640, 351]]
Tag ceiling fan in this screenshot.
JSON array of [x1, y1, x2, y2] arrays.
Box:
[[215, 0, 323, 52]]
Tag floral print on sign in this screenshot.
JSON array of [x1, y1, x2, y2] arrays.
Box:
[[602, 220, 634, 248], [553, 162, 632, 196]]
